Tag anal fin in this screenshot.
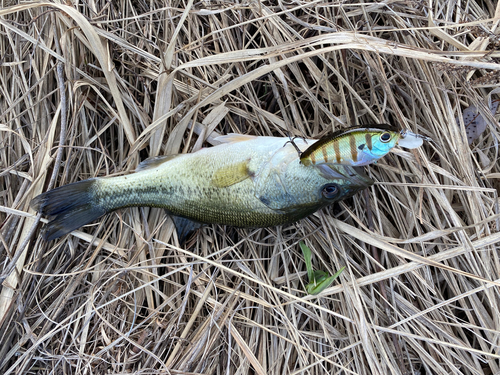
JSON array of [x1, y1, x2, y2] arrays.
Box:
[[172, 215, 203, 245]]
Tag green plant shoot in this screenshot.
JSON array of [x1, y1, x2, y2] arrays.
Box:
[[300, 241, 345, 295]]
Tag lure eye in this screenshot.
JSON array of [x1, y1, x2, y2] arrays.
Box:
[[380, 132, 392, 143], [322, 184, 340, 199]]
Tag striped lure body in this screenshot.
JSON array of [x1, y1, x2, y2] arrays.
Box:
[[300, 125, 424, 167]]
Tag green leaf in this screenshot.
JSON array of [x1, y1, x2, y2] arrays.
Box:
[[299, 241, 314, 282], [299, 241, 345, 295], [306, 267, 345, 295]]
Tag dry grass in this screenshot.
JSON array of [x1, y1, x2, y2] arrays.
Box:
[[1, 1, 500, 374]]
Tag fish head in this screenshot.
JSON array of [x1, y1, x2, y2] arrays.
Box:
[[300, 124, 428, 167], [254, 142, 373, 214], [362, 126, 429, 157], [363, 127, 402, 157], [365, 125, 430, 152], [313, 164, 374, 202]]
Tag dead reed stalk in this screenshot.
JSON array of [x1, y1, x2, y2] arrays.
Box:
[[1, 1, 499, 374]]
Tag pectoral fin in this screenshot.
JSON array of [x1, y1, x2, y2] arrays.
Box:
[[211, 160, 252, 188]]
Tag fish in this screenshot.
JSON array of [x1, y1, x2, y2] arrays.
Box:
[[299, 124, 428, 167], [31, 134, 373, 242]]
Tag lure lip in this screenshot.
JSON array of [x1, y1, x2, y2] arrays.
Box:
[[398, 129, 432, 148], [400, 129, 433, 141]]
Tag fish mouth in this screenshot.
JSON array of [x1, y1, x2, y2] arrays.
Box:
[[349, 166, 374, 187], [317, 164, 374, 187], [337, 166, 373, 199]]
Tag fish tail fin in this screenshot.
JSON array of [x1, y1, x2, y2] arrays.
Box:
[[31, 178, 107, 241]]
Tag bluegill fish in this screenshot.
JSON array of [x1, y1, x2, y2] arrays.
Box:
[[31, 134, 373, 241], [300, 124, 427, 167]]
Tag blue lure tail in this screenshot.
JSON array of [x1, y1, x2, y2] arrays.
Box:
[[31, 179, 106, 241]]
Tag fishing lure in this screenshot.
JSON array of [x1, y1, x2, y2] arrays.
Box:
[[300, 124, 428, 167]]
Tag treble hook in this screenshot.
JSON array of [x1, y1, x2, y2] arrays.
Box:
[[283, 134, 307, 157]]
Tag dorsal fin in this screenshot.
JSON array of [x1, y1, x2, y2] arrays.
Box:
[[214, 133, 257, 144], [136, 155, 180, 171]]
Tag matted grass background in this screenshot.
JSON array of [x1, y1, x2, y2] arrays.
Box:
[[1, 1, 500, 374]]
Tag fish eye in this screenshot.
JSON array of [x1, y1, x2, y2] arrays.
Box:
[[322, 183, 340, 199], [380, 132, 392, 143]]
